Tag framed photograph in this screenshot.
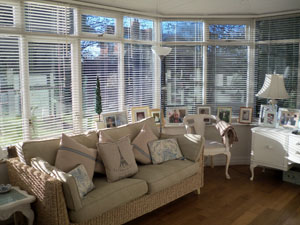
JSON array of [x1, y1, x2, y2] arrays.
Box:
[[278, 108, 300, 129], [239, 107, 253, 124], [217, 107, 232, 123], [131, 106, 150, 122], [197, 106, 211, 124], [150, 108, 165, 127], [166, 107, 187, 125], [102, 111, 128, 128], [263, 111, 277, 127], [259, 104, 277, 125]]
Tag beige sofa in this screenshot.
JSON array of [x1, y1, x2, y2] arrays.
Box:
[[7, 117, 205, 225]]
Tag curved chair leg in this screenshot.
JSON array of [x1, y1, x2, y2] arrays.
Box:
[[225, 152, 231, 179]]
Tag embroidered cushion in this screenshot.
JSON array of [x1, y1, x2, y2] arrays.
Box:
[[55, 133, 97, 179], [148, 138, 183, 164], [31, 157, 82, 210], [68, 164, 94, 198], [97, 136, 138, 182], [132, 123, 158, 164]]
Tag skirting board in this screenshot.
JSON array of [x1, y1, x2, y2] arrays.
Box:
[[204, 155, 251, 166]]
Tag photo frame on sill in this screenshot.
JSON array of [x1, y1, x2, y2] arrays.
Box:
[[131, 106, 150, 122], [278, 108, 300, 129], [263, 111, 277, 128], [197, 106, 211, 124], [217, 107, 232, 123], [150, 108, 165, 127], [166, 107, 188, 125], [239, 107, 253, 124], [102, 111, 128, 128]]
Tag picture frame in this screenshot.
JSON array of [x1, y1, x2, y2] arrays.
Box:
[[197, 106, 211, 124], [150, 108, 165, 127], [263, 111, 277, 128], [259, 104, 277, 126], [166, 107, 188, 125], [278, 108, 300, 129], [102, 111, 128, 128], [131, 106, 150, 122], [217, 107, 232, 123], [239, 107, 253, 124]]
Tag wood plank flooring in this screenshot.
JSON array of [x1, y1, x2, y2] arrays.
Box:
[[126, 165, 300, 225]]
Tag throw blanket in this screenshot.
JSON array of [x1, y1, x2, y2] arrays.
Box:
[[215, 120, 238, 146]]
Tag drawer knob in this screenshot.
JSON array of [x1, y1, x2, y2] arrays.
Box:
[[296, 151, 300, 155], [296, 142, 300, 146], [266, 145, 273, 149]]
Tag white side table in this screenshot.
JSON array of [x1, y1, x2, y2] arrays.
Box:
[[0, 186, 36, 225]]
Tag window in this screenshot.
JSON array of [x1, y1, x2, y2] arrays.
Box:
[[81, 14, 116, 35], [161, 21, 203, 42], [81, 40, 120, 129], [25, 1, 74, 34], [0, 4, 14, 27], [124, 43, 154, 119], [207, 45, 249, 115], [164, 46, 203, 113], [124, 16, 153, 41], [0, 36, 21, 147], [209, 24, 246, 40], [28, 42, 73, 138]]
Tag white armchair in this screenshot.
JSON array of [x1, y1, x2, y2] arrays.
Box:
[[183, 114, 231, 179]]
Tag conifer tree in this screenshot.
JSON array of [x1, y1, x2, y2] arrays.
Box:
[[95, 76, 102, 121]]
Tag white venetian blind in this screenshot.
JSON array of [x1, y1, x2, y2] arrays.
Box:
[[0, 3, 14, 27], [124, 43, 154, 120], [164, 46, 203, 114], [81, 14, 116, 35], [28, 42, 73, 139], [81, 40, 120, 130], [255, 16, 300, 113], [207, 45, 249, 115], [0, 36, 22, 147], [24, 1, 74, 35]]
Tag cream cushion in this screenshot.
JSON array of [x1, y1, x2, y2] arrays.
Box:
[[97, 136, 138, 182], [132, 159, 199, 194], [31, 157, 82, 211], [55, 134, 97, 179], [69, 177, 148, 223], [132, 123, 158, 164]]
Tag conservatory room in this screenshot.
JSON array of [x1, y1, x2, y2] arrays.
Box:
[[0, 0, 300, 224]]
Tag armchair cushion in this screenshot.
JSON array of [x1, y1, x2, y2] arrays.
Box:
[[160, 134, 204, 162]]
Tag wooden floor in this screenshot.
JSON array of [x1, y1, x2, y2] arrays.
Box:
[[126, 165, 300, 225]]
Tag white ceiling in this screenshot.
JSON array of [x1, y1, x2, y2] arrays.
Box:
[[73, 0, 300, 17]]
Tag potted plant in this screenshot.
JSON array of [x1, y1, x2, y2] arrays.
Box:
[[95, 76, 105, 129]]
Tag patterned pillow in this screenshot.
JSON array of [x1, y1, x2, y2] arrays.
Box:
[[55, 133, 97, 179], [31, 157, 82, 210], [148, 138, 183, 164], [68, 164, 94, 198], [132, 123, 158, 164], [97, 136, 138, 182]]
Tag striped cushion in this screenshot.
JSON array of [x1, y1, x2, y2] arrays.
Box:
[[55, 133, 97, 179]]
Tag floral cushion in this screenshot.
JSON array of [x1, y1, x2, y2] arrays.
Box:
[[68, 164, 94, 198], [148, 138, 183, 164]]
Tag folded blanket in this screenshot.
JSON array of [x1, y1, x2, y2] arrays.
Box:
[[215, 120, 238, 146]]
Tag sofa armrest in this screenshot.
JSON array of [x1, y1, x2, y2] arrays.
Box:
[[6, 158, 69, 225], [160, 133, 205, 162]]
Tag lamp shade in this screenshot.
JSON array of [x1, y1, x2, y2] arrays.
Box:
[[256, 74, 289, 100], [151, 46, 172, 56]]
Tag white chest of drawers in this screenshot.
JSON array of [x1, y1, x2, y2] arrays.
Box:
[[250, 127, 300, 181]]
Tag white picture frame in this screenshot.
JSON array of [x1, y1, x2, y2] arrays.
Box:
[[278, 108, 300, 129], [166, 107, 188, 125], [263, 111, 277, 127], [197, 106, 211, 124], [102, 111, 128, 128]]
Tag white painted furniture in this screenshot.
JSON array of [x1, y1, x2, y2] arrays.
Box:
[[183, 115, 231, 179], [250, 127, 300, 181], [0, 186, 36, 225]]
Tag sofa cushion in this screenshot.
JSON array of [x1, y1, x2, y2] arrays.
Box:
[[31, 157, 82, 211], [132, 123, 158, 164], [148, 138, 183, 164], [16, 131, 98, 165], [132, 159, 199, 194], [69, 177, 148, 223], [55, 134, 97, 179], [97, 136, 138, 182], [98, 117, 159, 143]]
